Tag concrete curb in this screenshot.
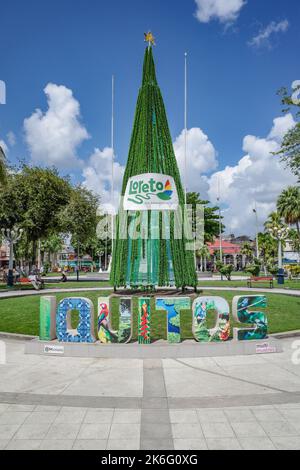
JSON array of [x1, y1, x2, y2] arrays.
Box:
[[0, 331, 37, 341], [271, 330, 300, 339], [1, 285, 300, 300], [25, 337, 283, 358]]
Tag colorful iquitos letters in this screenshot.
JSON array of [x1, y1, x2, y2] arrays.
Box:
[[39, 295, 268, 344]]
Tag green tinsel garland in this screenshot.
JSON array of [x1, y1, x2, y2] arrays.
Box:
[[110, 46, 197, 289]]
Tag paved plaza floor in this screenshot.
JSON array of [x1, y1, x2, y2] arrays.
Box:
[[0, 337, 300, 450]]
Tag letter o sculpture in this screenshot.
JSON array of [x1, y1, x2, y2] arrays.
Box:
[[56, 297, 95, 343]]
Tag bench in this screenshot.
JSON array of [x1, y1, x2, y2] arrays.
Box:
[[16, 277, 44, 290], [247, 276, 274, 288]]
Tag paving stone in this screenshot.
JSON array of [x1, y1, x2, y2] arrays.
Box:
[[5, 439, 42, 450], [7, 405, 36, 412], [54, 408, 86, 424], [171, 423, 203, 439], [238, 437, 276, 450], [201, 422, 234, 439], [272, 436, 300, 450], [140, 439, 174, 450], [196, 409, 228, 423], [0, 411, 30, 425], [24, 411, 58, 425], [0, 424, 20, 440], [141, 422, 172, 439], [46, 422, 81, 440], [142, 398, 168, 409], [169, 409, 199, 424], [113, 410, 141, 424], [0, 404, 9, 414], [275, 403, 300, 410], [173, 438, 208, 450], [260, 420, 299, 437], [224, 408, 256, 423], [109, 423, 140, 440], [40, 439, 74, 450], [77, 423, 111, 440], [34, 406, 61, 412], [206, 438, 242, 450], [141, 409, 170, 424], [106, 439, 140, 450], [14, 423, 51, 440], [73, 439, 107, 450], [0, 439, 9, 449], [84, 410, 114, 424], [251, 408, 287, 422], [278, 408, 300, 421], [230, 421, 267, 438], [286, 420, 300, 433]]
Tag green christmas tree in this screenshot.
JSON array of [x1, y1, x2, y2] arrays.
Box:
[[111, 40, 197, 289]]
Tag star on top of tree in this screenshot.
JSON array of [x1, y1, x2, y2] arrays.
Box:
[[144, 31, 155, 46]]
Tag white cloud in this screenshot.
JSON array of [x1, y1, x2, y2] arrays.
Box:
[[207, 114, 297, 235], [173, 127, 217, 196], [24, 83, 89, 168], [6, 132, 16, 147], [248, 19, 289, 49], [267, 113, 295, 141], [82, 147, 125, 214], [194, 0, 246, 24]]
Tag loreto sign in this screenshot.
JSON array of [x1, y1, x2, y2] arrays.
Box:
[[123, 173, 179, 211], [39, 295, 268, 345]]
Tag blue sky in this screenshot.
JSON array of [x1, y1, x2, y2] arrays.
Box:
[[0, 0, 299, 234]]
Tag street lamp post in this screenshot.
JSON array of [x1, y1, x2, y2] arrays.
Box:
[[1, 227, 23, 287], [268, 225, 289, 285], [253, 203, 259, 259]]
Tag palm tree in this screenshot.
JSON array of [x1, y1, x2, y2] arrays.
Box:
[[264, 211, 284, 232], [0, 145, 7, 184], [277, 186, 300, 240], [264, 211, 289, 270], [240, 241, 254, 261], [196, 245, 210, 272], [42, 234, 64, 270]]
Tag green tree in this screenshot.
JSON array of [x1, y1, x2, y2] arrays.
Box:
[[264, 211, 285, 233], [0, 165, 71, 264], [196, 245, 211, 271], [275, 86, 300, 180], [187, 192, 224, 243], [240, 241, 254, 261], [216, 261, 234, 281], [59, 186, 99, 255], [277, 186, 300, 241], [258, 232, 278, 266], [0, 145, 7, 184], [288, 228, 300, 257], [41, 234, 64, 270]]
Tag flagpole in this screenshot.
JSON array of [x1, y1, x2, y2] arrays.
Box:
[[217, 177, 223, 262], [111, 75, 115, 262], [184, 52, 187, 205]]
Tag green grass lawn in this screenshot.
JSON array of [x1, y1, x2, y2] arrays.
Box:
[[198, 279, 300, 290], [1, 278, 299, 292], [0, 289, 299, 339], [0, 281, 111, 291]]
